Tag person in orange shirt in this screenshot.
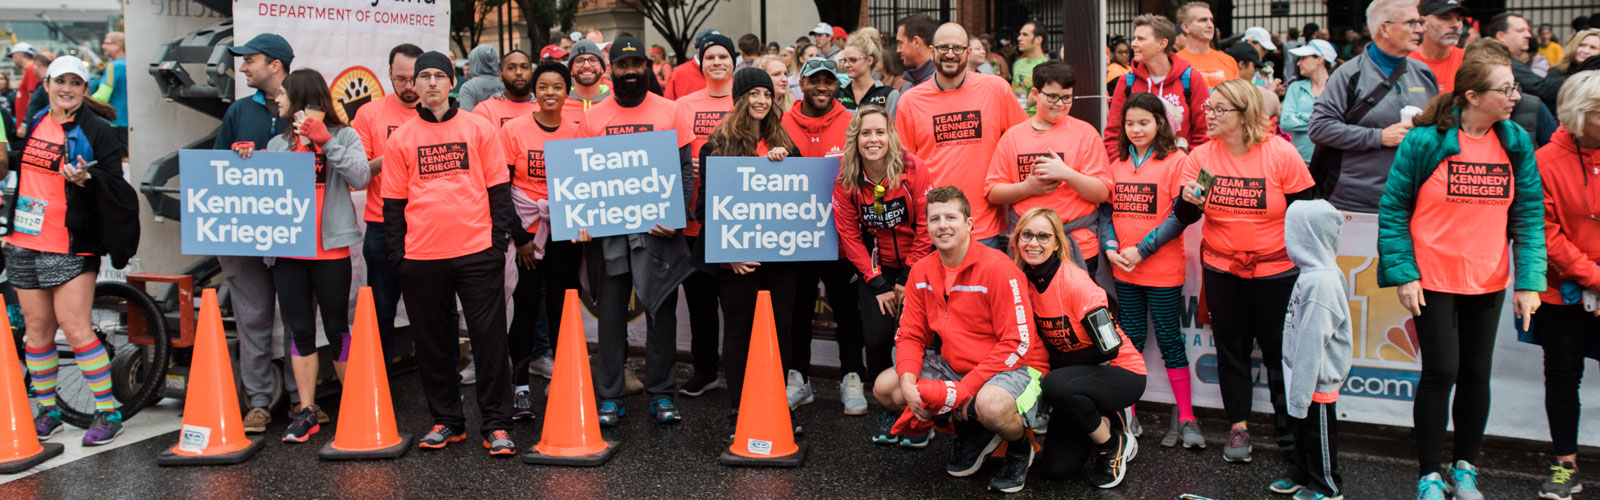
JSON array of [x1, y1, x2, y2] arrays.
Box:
[[352, 43, 421, 363], [673, 32, 735, 398], [1175, 1, 1238, 87], [1377, 54, 1544, 499], [1010, 208, 1146, 490], [472, 50, 539, 127], [896, 22, 1028, 250], [985, 62, 1112, 271], [380, 51, 522, 455], [564, 40, 612, 117], [1173, 80, 1316, 465], [1410, 0, 1469, 92], [1097, 92, 1202, 449], [498, 61, 584, 420], [666, 29, 720, 99]]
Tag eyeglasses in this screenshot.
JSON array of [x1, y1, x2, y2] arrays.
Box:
[[571, 56, 603, 67], [839, 56, 864, 65], [1202, 103, 1240, 116], [1016, 230, 1054, 244], [1037, 91, 1073, 105], [1484, 83, 1522, 96], [1385, 19, 1425, 28], [932, 44, 969, 55]]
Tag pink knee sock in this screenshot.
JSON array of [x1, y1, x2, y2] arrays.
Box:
[[1168, 367, 1196, 422]]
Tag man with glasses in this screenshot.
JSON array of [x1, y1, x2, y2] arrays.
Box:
[[1309, 0, 1438, 213], [565, 40, 612, 115], [896, 23, 1028, 251], [353, 43, 424, 364], [984, 62, 1111, 273]]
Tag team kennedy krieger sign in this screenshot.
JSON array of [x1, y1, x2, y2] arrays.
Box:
[[180, 150, 317, 257], [704, 157, 839, 263], [546, 130, 686, 240]]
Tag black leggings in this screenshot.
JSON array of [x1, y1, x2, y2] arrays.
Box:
[[508, 255, 545, 387], [792, 259, 864, 379], [857, 266, 908, 378], [541, 239, 583, 350], [1037, 364, 1146, 480], [683, 237, 722, 377], [717, 263, 797, 409], [1413, 289, 1504, 476], [272, 257, 351, 361], [1534, 303, 1600, 457], [1203, 269, 1294, 454]]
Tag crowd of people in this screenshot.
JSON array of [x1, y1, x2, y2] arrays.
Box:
[[6, 0, 1600, 498]]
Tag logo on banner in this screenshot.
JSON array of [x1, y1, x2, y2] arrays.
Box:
[[1113, 183, 1159, 215], [1207, 176, 1267, 212], [546, 130, 685, 240], [932, 110, 982, 144], [330, 66, 385, 123], [704, 157, 840, 263], [417, 142, 469, 177]]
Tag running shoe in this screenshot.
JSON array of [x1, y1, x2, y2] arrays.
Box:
[[840, 373, 868, 415], [1291, 488, 1344, 500], [1446, 460, 1484, 500], [649, 398, 682, 424], [1417, 472, 1448, 500], [1541, 460, 1582, 500], [1089, 429, 1133, 488], [1224, 427, 1253, 463], [899, 429, 933, 448], [512, 389, 536, 421], [82, 411, 123, 446], [1161, 407, 1182, 448], [243, 406, 271, 434], [419, 424, 466, 449], [483, 430, 515, 456], [871, 410, 900, 445], [987, 439, 1035, 493], [459, 359, 476, 386], [528, 354, 555, 379], [282, 406, 321, 443], [34, 409, 62, 440], [786, 370, 814, 410], [1181, 419, 1207, 449], [946, 426, 1001, 477], [1269, 476, 1303, 494], [598, 401, 625, 427], [679, 371, 723, 397]]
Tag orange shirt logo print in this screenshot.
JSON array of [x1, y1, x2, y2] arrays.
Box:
[[1036, 316, 1084, 351], [20, 138, 65, 172], [1445, 161, 1512, 205], [526, 150, 547, 180], [1113, 183, 1158, 216], [606, 124, 654, 135], [417, 142, 470, 178], [693, 111, 725, 136], [1209, 176, 1268, 213], [932, 110, 982, 144], [1015, 153, 1048, 179]]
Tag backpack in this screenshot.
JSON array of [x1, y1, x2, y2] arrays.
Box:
[[1124, 66, 1193, 102]]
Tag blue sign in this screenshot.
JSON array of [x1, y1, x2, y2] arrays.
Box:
[[180, 149, 317, 258], [703, 156, 840, 263], [546, 130, 686, 240]]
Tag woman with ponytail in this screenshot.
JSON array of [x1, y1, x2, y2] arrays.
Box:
[[1376, 50, 1546, 500]]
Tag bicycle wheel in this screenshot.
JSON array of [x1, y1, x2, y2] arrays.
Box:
[[52, 281, 172, 428]]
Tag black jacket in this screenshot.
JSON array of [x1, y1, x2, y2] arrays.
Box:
[[8, 106, 138, 268]]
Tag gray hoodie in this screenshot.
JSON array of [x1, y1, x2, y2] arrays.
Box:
[[1281, 199, 1353, 419], [457, 44, 503, 112], [264, 126, 371, 264]]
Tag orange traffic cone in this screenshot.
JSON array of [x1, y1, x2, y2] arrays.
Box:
[[522, 289, 617, 466], [0, 296, 63, 474], [320, 287, 412, 460], [158, 288, 263, 466], [721, 290, 804, 467]]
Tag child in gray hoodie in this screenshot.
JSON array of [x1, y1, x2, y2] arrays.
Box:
[[1273, 199, 1353, 500]]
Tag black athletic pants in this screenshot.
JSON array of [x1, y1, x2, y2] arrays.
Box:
[[1289, 401, 1343, 497], [541, 239, 584, 352], [1037, 364, 1146, 480], [717, 263, 797, 409], [398, 247, 512, 436], [1534, 303, 1600, 457], [1203, 269, 1295, 456], [857, 266, 908, 378], [272, 257, 351, 359], [683, 236, 722, 378], [508, 250, 545, 387], [1413, 289, 1504, 476], [791, 258, 865, 379]]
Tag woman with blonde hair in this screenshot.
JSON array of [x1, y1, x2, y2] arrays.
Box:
[[752, 54, 793, 112], [838, 31, 899, 113], [1553, 28, 1598, 76]]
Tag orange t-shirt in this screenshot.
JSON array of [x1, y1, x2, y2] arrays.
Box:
[[896, 72, 1029, 240], [674, 89, 733, 237], [984, 117, 1112, 256], [1032, 262, 1147, 374], [1108, 149, 1189, 287], [379, 109, 509, 260], [291, 141, 351, 260], [577, 93, 694, 146], [1409, 46, 1464, 93], [1176, 48, 1239, 88], [1180, 137, 1314, 278], [11, 114, 73, 254], [500, 115, 582, 233], [1410, 130, 1514, 294], [472, 97, 540, 128], [351, 94, 419, 223]]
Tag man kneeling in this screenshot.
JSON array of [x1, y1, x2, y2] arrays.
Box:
[[873, 186, 1050, 494]]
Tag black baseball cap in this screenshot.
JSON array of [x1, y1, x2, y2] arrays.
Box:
[[1421, 0, 1468, 17], [610, 35, 648, 64], [1226, 43, 1261, 67], [228, 33, 295, 66]]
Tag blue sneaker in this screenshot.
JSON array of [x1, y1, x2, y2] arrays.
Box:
[[598, 401, 625, 427], [83, 411, 123, 446], [1291, 488, 1343, 500], [900, 429, 933, 448], [1447, 460, 1484, 500], [648, 398, 681, 424], [871, 410, 900, 445], [1269, 476, 1303, 494], [35, 408, 63, 440], [1418, 472, 1448, 500]]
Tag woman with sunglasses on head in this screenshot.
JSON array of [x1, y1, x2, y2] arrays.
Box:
[[266, 69, 371, 443], [837, 32, 899, 114], [832, 104, 931, 446], [1377, 51, 1545, 500], [1010, 207, 1145, 489], [1172, 79, 1314, 466]]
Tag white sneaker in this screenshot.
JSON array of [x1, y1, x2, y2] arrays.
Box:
[[786, 369, 814, 409], [528, 354, 555, 379], [459, 359, 477, 385], [840, 373, 868, 415]]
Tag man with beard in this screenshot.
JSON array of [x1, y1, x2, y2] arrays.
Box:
[[564, 40, 612, 116], [382, 51, 522, 454], [1409, 0, 1469, 92], [780, 57, 868, 414], [576, 36, 697, 426], [672, 33, 735, 398], [473, 50, 538, 127], [895, 23, 1028, 251], [353, 43, 424, 362]]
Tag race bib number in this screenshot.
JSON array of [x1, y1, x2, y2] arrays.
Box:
[[14, 195, 46, 236]]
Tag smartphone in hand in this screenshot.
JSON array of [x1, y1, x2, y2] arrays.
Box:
[[1194, 168, 1215, 198]]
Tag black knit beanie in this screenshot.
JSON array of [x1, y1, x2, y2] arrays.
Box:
[[699, 34, 735, 62], [414, 51, 455, 83], [732, 67, 774, 100]]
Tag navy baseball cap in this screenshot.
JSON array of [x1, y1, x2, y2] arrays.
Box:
[[229, 33, 295, 66]]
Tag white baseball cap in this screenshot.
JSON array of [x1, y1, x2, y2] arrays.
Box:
[[46, 55, 90, 81], [1242, 27, 1277, 51], [811, 23, 832, 35], [1289, 39, 1338, 63], [8, 42, 37, 56]]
